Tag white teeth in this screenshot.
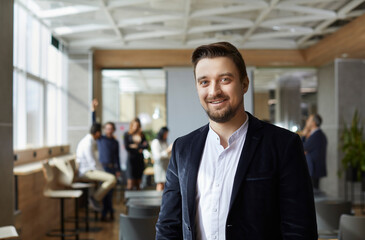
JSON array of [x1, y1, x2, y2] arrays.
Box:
[[211, 100, 224, 104]]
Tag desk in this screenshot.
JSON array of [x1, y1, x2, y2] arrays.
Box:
[[127, 198, 161, 217], [124, 190, 163, 200], [127, 198, 162, 208]]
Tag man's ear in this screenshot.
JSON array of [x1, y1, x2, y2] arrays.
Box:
[[242, 76, 249, 94]]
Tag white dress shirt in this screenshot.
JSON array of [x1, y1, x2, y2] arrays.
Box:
[[195, 117, 249, 240], [76, 134, 102, 176]]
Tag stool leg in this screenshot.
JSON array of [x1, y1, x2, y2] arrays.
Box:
[[61, 199, 65, 240], [75, 198, 79, 240], [85, 188, 89, 231]]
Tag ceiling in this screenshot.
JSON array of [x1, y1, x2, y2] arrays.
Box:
[[18, 0, 365, 52]]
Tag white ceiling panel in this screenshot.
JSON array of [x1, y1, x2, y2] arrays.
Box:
[[18, 0, 365, 51]]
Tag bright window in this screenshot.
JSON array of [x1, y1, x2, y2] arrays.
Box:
[[13, 2, 67, 150]]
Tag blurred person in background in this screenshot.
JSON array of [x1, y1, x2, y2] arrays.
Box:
[[91, 99, 121, 221], [151, 127, 172, 191], [302, 114, 327, 190], [124, 118, 149, 190], [76, 123, 117, 212]]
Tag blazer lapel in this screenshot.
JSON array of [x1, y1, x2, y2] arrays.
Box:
[[186, 125, 209, 226], [229, 113, 263, 210]]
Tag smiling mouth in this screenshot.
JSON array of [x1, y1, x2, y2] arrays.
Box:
[[208, 99, 226, 104]]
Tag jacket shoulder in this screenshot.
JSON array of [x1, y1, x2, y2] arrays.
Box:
[[254, 118, 300, 145], [174, 124, 209, 146]]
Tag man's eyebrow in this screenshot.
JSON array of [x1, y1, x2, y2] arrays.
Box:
[[218, 72, 234, 78], [197, 76, 207, 82]]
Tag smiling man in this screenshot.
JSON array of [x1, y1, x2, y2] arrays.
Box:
[[156, 42, 317, 240]]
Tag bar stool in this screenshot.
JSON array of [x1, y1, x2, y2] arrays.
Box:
[[42, 160, 83, 240], [68, 159, 101, 232], [44, 190, 82, 240]]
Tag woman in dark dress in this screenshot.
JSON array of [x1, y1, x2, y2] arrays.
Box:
[[124, 118, 149, 190]]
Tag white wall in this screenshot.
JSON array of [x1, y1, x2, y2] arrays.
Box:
[[67, 53, 93, 152], [166, 67, 208, 143]]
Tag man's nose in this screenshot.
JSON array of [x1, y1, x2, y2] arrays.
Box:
[[209, 81, 222, 96]]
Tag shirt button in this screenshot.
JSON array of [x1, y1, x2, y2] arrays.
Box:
[[215, 183, 219, 187], [213, 208, 217, 212]]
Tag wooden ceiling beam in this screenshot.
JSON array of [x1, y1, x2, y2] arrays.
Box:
[[93, 48, 308, 68], [304, 13, 365, 66]]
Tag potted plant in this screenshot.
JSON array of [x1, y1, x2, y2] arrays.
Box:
[[340, 110, 365, 184]]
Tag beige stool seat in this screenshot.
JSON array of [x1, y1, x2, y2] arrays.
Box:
[[0, 226, 18, 239], [71, 182, 94, 189], [44, 190, 82, 199]]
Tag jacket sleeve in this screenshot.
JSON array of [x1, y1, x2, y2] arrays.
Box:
[[302, 132, 318, 153], [279, 134, 318, 239], [92, 111, 96, 124], [139, 134, 149, 150], [124, 132, 138, 154], [115, 140, 121, 171], [155, 140, 183, 240]]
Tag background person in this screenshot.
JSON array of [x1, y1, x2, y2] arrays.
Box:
[[91, 99, 121, 221], [151, 127, 172, 191], [76, 123, 117, 211], [124, 118, 149, 190], [302, 114, 327, 190]]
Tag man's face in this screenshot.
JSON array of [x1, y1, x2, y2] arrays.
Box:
[[94, 131, 101, 140], [104, 123, 115, 137], [195, 57, 248, 123]]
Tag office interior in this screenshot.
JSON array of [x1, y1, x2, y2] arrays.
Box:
[[1, 0, 365, 239]]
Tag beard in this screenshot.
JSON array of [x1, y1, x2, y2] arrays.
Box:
[[203, 94, 241, 123]]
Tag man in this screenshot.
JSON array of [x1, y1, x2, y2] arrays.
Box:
[[302, 114, 327, 190], [156, 42, 317, 239], [91, 99, 121, 221], [76, 123, 117, 211]]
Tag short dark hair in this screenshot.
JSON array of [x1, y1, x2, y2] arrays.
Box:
[[90, 123, 102, 135], [104, 121, 116, 131], [191, 42, 248, 82], [313, 114, 322, 127], [157, 127, 169, 141]]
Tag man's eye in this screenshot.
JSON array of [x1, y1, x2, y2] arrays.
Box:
[[221, 78, 228, 82], [200, 81, 208, 85]]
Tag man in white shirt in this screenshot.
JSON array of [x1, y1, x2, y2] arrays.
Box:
[[76, 123, 116, 211], [156, 42, 317, 239]]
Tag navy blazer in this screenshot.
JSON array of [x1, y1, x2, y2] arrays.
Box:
[[303, 129, 327, 178], [156, 113, 317, 240]]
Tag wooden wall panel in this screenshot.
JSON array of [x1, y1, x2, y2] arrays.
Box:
[[254, 92, 270, 121], [14, 145, 70, 166]]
